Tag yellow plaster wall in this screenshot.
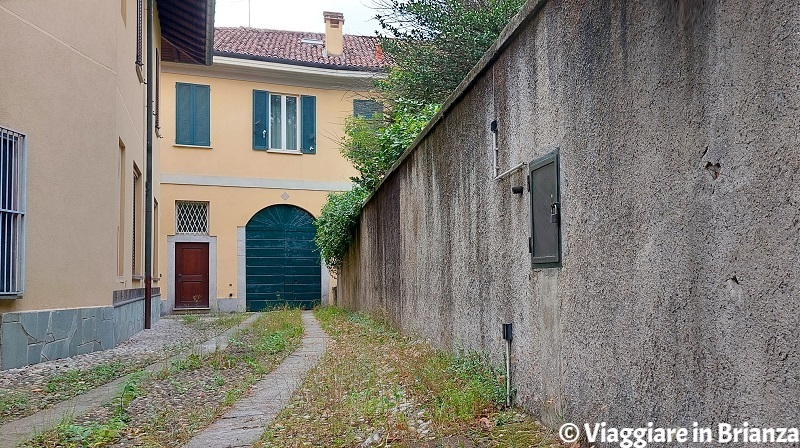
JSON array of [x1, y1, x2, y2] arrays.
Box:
[[157, 184, 333, 300], [160, 71, 358, 183], [0, 0, 160, 312], [158, 69, 360, 306]]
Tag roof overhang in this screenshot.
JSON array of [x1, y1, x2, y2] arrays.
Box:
[[214, 50, 386, 73], [158, 0, 215, 65], [163, 55, 385, 90]]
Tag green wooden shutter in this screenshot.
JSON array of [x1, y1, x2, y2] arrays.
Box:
[[253, 90, 268, 150], [300, 95, 316, 154], [353, 99, 383, 118], [194, 84, 211, 146], [175, 83, 193, 145]]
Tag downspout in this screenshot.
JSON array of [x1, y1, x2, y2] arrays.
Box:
[[144, 0, 154, 329]]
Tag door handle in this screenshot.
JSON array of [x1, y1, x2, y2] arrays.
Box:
[[550, 202, 560, 224]]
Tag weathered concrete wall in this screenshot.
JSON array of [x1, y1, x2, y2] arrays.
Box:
[[339, 0, 799, 432]]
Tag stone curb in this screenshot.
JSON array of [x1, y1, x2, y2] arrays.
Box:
[[185, 311, 329, 448]]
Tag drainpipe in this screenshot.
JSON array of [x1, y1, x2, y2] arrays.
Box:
[[144, 0, 154, 329]]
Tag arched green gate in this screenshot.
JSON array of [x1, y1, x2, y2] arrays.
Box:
[[245, 204, 321, 311]]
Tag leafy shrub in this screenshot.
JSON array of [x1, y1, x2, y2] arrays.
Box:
[[315, 103, 439, 271]]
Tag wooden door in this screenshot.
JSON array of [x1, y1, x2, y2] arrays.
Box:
[[175, 242, 209, 309], [245, 205, 321, 311]]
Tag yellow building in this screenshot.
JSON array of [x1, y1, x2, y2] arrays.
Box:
[[159, 12, 386, 312], [0, 0, 214, 369]]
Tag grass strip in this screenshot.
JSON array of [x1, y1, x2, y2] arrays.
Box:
[[22, 309, 303, 448], [258, 306, 562, 447]]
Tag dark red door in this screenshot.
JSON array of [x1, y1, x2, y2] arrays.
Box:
[[175, 242, 209, 309]]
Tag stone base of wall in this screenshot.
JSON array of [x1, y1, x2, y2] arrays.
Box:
[[213, 297, 242, 313], [113, 294, 162, 346], [0, 290, 162, 370]]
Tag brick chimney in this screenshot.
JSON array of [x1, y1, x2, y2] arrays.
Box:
[[323, 11, 344, 56]]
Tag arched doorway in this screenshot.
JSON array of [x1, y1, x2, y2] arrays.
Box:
[[245, 204, 321, 311]]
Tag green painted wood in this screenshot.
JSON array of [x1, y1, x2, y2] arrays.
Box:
[[253, 90, 268, 150], [176, 82, 210, 146], [300, 95, 316, 154], [194, 84, 211, 146], [353, 99, 383, 118], [245, 205, 321, 311], [175, 83, 194, 145]]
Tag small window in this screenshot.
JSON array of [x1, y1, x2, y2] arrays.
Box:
[[529, 150, 561, 267], [0, 127, 25, 296], [132, 166, 142, 277], [253, 90, 316, 153], [269, 94, 299, 150], [135, 0, 143, 81], [117, 140, 126, 277], [353, 99, 383, 119], [176, 201, 209, 235], [155, 49, 161, 137], [175, 83, 211, 146], [153, 199, 159, 279]]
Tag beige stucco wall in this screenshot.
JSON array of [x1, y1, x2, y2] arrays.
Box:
[[0, 0, 160, 312], [158, 67, 363, 306]]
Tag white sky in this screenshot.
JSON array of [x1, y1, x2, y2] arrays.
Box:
[[214, 0, 386, 36]]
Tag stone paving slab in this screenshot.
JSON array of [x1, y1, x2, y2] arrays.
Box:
[[0, 314, 260, 448], [185, 311, 329, 448]]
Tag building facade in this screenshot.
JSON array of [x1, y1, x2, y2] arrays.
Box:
[[158, 13, 386, 313], [0, 0, 214, 369]]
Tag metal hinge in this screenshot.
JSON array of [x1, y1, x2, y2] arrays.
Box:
[[528, 236, 532, 253]]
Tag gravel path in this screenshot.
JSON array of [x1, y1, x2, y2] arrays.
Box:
[[0, 315, 257, 448], [0, 314, 249, 431], [0, 316, 231, 392]]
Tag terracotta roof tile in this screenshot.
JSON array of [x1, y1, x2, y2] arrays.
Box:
[[214, 27, 388, 71]]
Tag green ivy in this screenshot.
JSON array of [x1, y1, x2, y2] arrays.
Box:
[[315, 103, 439, 272], [315, 186, 370, 273]]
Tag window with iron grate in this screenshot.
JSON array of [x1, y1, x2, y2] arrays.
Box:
[[176, 201, 209, 235], [1, 126, 26, 296]]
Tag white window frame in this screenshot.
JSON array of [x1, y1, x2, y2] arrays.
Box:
[[269, 93, 301, 151], [0, 126, 26, 297]]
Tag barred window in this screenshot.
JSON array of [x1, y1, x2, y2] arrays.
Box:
[[176, 201, 209, 234], [1, 127, 25, 295]]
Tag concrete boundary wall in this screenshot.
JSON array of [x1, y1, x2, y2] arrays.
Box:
[[338, 0, 799, 430]]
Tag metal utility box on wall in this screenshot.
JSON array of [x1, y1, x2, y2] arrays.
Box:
[[529, 150, 561, 267]]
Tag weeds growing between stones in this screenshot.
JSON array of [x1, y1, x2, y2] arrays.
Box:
[[22, 309, 303, 447], [258, 307, 562, 447]]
